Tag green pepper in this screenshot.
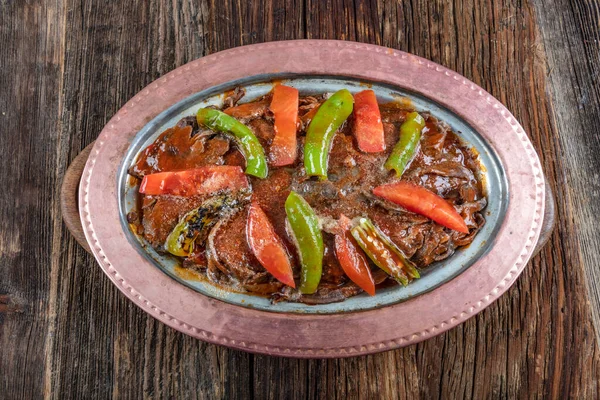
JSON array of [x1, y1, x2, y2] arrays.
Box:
[[384, 111, 425, 177], [350, 218, 419, 286], [304, 89, 354, 179], [196, 108, 268, 178], [165, 193, 248, 256], [285, 191, 324, 294]]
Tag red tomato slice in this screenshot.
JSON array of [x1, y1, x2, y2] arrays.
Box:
[[246, 202, 296, 288], [139, 166, 249, 196], [353, 90, 385, 153], [334, 215, 376, 296], [373, 182, 469, 233], [269, 85, 299, 166]]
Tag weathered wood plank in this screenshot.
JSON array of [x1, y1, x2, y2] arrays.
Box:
[[0, 1, 67, 399], [1, 0, 599, 398], [535, 0, 600, 344]]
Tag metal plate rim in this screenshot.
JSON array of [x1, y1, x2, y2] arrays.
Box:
[[79, 39, 544, 358]]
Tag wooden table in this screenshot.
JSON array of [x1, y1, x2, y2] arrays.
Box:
[[2, 1, 599, 398]]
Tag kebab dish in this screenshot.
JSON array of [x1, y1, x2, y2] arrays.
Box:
[[127, 85, 486, 304]]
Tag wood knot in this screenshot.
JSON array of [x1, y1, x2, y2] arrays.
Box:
[[0, 294, 24, 320]]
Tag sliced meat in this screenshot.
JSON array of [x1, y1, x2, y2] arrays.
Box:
[[295, 284, 363, 305], [369, 208, 431, 259], [321, 234, 347, 286], [133, 93, 488, 303], [420, 120, 448, 155], [183, 250, 208, 270], [383, 122, 399, 150], [272, 282, 363, 305], [379, 103, 409, 124], [212, 206, 276, 287], [141, 195, 207, 248], [458, 198, 487, 231], [298, 96, 324, 130], [299, 95, 322, 109], [412, 224, 452, 266], [243, 271, 285, 295], [210, 207, 286, 296], [130, 124, 230, 177], [223, 86, 246, 109], [247, 118, 275, 148], [412, 161, 475, 181], [141, 190, 249, 250], [223, 148, 246, 168], [176, 115, 199, 131], [223, 99, 269, 122]]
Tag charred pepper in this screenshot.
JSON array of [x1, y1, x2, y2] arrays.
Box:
[[165, 194, 247, 257], [350, 218, 419, 286]]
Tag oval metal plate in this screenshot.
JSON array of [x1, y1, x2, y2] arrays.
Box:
[[119, 76, 508, 314], [80, 40, 544, 357]]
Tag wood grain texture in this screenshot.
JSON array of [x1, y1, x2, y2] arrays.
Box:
[[1, 0, 599, 398], [535, 0, 600, 343]]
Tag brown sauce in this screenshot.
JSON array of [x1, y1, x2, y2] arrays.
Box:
[[128, 89, 487, 304]]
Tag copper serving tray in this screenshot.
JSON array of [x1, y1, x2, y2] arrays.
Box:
[[62, 40, 554, 358]]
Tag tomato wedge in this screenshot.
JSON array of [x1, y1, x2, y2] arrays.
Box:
[[139, 166, 249, 196], [246, 202, 295, 288], [353, 90, 385, 152], [373, 182, 469, 233], [334, 215, 375, 295], [269, 85, 299, 166]]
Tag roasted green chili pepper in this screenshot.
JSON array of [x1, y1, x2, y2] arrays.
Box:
[[384, 112, 425, 177], [285, 191, 324, 294], [350, 218, 419, 286], [196, 108, 268, 178], [304, 89, 354, 179], [165, 193, 248, 256]]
